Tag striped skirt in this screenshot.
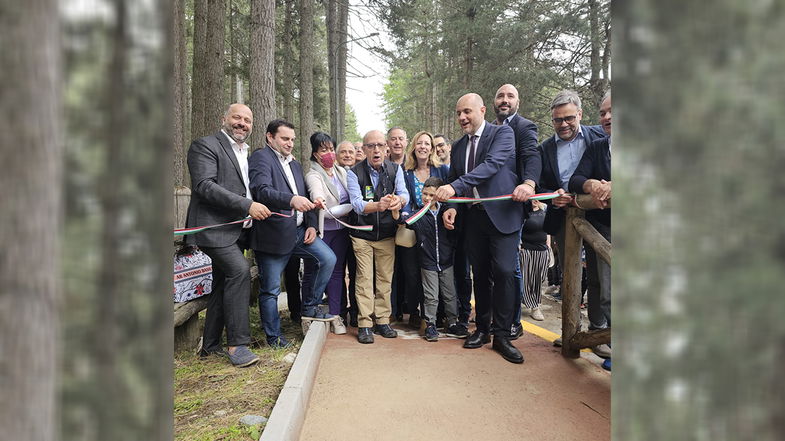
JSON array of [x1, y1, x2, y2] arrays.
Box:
[[520, 248, 550, 308]]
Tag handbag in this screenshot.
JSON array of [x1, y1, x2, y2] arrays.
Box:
[[395, 224, 416, 247]]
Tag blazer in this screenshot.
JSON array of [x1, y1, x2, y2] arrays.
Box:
[[447, 123, 523, 235], [402, 164, 450, 213], [538, 125, 607, 235], [504, 113, 541, 185], [247, 146, 317, 255], [185, 131, 253, 248], [304, 160, 350, 236], [569, 137, 611, 230]]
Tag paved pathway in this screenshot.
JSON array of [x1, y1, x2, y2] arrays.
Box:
[[300, 318, 610, 441]]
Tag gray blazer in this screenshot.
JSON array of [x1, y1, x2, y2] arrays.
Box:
[[185, 131, 253, 248]]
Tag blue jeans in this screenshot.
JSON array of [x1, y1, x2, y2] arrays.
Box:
[[255, 226, 336, 341]]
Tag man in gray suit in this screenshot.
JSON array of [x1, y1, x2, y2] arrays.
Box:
[[185, 103, 271, 367]]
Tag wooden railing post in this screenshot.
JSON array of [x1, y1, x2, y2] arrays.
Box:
[[174, 186, 191, 243], [561, 207, 584, 358]]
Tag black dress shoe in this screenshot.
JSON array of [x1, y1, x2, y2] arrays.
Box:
[[463, 330, 491, 348], [357, 327, 374, 344], [492, 336, 524, 364], [373, 324, 398, 338]]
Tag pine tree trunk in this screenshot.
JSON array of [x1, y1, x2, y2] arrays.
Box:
[[337, 0, 349, 141], [191, 0, 226, 139], [281, 0, 295, 121], [0, 0, 62, 439], [250, 0, 277, 150], [327, 0, 338, 138], [298, 0, 315, 164], [174, 0, 188, 187]]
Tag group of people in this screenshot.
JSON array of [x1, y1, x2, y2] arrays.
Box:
[[184, 83, 612, 368]]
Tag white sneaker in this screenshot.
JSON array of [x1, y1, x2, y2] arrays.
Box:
[[331, 317, 347, 335], [531, 307, 544, 321]]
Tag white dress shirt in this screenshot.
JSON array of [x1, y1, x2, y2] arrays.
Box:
[[221, 130, 252, 228], [271, 147, 304, 226], [464, 121, 486, 200]]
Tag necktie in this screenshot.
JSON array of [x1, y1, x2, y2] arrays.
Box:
[[467, 135, 477, 172]]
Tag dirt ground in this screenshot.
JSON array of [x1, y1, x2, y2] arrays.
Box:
[[300, 314, 610, 441]]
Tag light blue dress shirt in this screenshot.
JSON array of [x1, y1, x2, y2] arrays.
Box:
[[346, 162, 409, 215], [555, 127, 588, 190]]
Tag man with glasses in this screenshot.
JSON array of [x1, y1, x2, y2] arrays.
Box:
[[433, 134, 451, 168], [346, 130, 410, 344], [538, 90, 607, 329]]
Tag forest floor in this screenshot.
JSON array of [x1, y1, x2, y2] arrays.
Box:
[[174, 308, 303, 441]]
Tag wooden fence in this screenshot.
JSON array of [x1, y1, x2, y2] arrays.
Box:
[[560, 194, 611, 358]]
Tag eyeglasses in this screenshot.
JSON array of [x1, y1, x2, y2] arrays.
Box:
[[363, 143, 386, 150], [552, 115, 577, 125]]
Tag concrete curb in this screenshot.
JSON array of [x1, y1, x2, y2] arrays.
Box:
[[259, 321, 328, 441]]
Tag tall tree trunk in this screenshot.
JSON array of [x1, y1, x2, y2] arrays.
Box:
[[282, 0, 295, 121], [588, 0, 604, 112], [229, 0, 237, 101], [191, 0, 226, 138], [174, 0, 188, 188], [327, 0, 338, 138], [298, 0, 315, 164], [337, 0, 349, 141], [0, 0, 62, 440], [250, 0, 277, 150]]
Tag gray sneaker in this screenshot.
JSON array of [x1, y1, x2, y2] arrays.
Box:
[[229, 345, 260, 368], [302, 308, 336, 322]]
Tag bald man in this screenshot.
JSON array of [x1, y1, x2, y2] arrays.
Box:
[[185, 103, 271, 367], [346, 130, 410, 344], [435, 93, 525, 364]]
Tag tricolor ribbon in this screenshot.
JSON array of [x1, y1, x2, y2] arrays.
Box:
[[322, 204, 374, 231], [402, 192, 561, 225], [173, 210, 294, 236]]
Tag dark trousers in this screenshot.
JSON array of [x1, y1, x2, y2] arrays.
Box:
[[585, 222, 611, 329], [453, 230, 473, 325], [284, 257, 302, 320], [466, 206, 520, 337], [391, 245, 422, 317], [199, 242, 252, 350]]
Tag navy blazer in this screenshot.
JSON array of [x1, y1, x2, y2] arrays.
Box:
[[248, 146, 317, 255], [569, 137, 611, 230], [447, 123, 522, 235], [402, 165, 450, 213], [538, 124, 607, 234], [504, 113, 541, 185]]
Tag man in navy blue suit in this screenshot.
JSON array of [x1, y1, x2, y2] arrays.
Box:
[[248, 119, 337, 348], [435, 93, 529, 364], [493, 84, 541, 338]]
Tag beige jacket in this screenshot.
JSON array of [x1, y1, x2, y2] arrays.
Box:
[[305, 161, 350, 236]]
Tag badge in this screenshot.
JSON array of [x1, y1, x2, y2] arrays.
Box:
[[364, 185, 375, 199]]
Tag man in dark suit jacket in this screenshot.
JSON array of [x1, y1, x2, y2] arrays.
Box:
[[435, 93, 528, 364], [538, 89, 608, 330], [493, 83, 541, 337], [569, 91, 612, 361], [185, 103, 271, 368], [248, 119, 337, 348]]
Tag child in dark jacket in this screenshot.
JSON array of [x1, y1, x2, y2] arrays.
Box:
[[405, 177, 466, 341]]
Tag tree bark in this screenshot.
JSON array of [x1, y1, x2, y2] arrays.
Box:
[[0, 1, 61, 440], [174, 0, 188, 187], [337, 0, 349, 142], [588, 0, 605, 112], [250, 0, 277, 150], [327, 0, 338, 139], [281, 0, 295, 121], [298, 0, 315, 164], [561, 207, 584, 358], [191, 0, 226, 139]]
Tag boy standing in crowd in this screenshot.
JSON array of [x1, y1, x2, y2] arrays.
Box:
[[406, 177, 466, 341]]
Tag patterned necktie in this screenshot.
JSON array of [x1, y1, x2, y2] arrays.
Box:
[[467, 135, 477, 172]]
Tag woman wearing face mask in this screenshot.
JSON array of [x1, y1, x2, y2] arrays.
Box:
[[304, 132, 352, 334]]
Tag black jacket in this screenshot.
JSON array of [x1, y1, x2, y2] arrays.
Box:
[[569, 137, 611, 232], [405, 203, 456, 272], [349, 159, 399, 241]]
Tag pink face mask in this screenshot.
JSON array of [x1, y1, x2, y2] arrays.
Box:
[[320, 151, 336, 168]]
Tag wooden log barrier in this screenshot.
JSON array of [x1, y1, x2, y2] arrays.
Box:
[[569, 328, 611, 350], [561, 207, 584, 358], [572, 217, 611, 264]]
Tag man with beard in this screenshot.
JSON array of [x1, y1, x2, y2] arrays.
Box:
[[492, 84, 541, 338], [185, 103, 271, 368]]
